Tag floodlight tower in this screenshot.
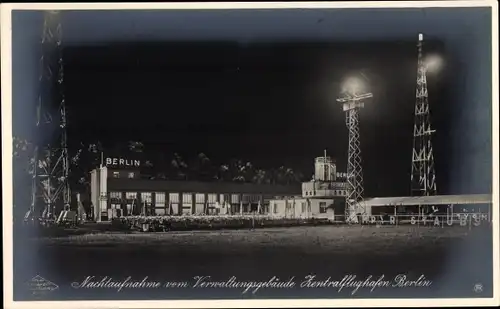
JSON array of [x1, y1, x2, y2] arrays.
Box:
[[410, 33, 437, 201], [337, 82, 372, 222], [25, 11, 71, 225]]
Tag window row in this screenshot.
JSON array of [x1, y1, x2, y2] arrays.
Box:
[[100, 201, 269, 218], [112, 171, 135, 179], [270, 201, 312, 214], [304, 190, 347, 196], [105, 192, 265, 204]]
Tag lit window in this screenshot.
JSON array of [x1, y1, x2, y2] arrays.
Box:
[[113, 172, 120, 178], [128, 172, 135, 179], [319, 202, 327, 214]]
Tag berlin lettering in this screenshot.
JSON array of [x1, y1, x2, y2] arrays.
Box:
[[105, 157, 140, 167], [352, 213, 489, 227], [336, 172, 348, 179], [300, 274, 431, 295]]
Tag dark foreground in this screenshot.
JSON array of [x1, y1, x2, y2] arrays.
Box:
[[14, 225, 493, 300]]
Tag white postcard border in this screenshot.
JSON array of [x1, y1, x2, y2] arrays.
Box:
[[2, 1, 498, 308]]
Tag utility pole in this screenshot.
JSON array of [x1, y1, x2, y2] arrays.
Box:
[[25, 11, 71, 225], [410, 33, 437, 205]]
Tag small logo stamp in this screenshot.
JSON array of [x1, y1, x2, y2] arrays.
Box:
[[473, 283, 483, 293], [27, 275, 59, 297]]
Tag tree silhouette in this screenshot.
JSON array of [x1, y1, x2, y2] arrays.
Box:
[[69, 141, 104, 214], [128, 141, 144, 153], [242, 161, 256, 183], [13, 137, 93, 217], [227, 159, 246, 182], [188, 152, 213, 181], [13, 137, 33, 175], [198, 153, 214, 181], [252, 169, 267, 184], [170, 153, 188, 180], [218, 164, 230, 182]]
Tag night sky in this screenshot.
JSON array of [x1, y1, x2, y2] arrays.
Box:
[[62, 39, 450, 197], [11, 8, 493, 199]]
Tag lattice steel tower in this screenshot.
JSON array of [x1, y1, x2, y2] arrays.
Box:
[[411, 33, 437, 198], [25, 11, 71, 224], [337, 87, 372, 222]]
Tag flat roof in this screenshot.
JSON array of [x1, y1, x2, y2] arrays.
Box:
[[359, 194, 492, 207], [107, 178, 301, 195]]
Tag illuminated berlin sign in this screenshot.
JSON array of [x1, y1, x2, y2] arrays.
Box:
[[105, 157, 140, 168], [336, 172, 348, 179]]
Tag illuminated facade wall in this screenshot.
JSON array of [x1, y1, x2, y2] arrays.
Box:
[[90, 166, 110, 222], [269, 197, 337, 219], [302, 181, 349, 198], [89, 167, 301, 221], [314, 156, 337, 182]]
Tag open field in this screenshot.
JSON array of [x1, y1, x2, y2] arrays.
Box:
[[32, 225, 483, 254], [14, 225, 493, 300]]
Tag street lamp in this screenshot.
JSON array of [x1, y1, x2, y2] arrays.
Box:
[[336, 92, 373, 111], [337, 76, 373, 223]]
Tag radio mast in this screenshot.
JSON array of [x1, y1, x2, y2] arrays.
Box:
[[410, 33, 437, 199], [25, 11, 71, 224]]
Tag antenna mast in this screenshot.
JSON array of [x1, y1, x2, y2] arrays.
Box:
[[410, 33, 437, 199], [25, 11, 71, 225]]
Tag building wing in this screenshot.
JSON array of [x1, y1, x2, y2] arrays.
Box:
[[359, 194, 491, 207]]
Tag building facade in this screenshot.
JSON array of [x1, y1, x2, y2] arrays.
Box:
[[269, 153, 349, 220], [90, 165, 302, 222], [90, 153, 349, 221]]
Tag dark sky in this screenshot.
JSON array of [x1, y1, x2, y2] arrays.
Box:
[[12, 8, 492, 198], [62, 39, 450, 197]]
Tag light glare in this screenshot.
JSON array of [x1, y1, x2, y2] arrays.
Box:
[[424, 54, 444, 73], [341, 76, 367, 95]]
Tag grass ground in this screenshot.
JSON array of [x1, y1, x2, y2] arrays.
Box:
[[34, 225, 476, 253], [14, 225, 493, 300]]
